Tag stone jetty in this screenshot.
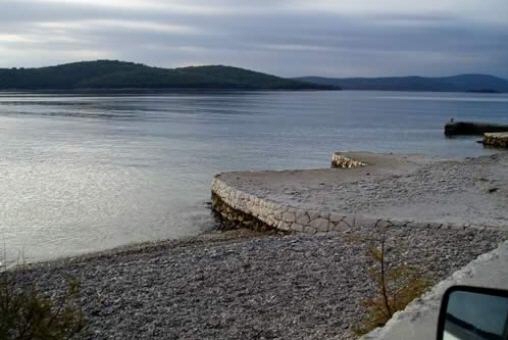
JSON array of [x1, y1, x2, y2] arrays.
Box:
[[483, 132, 508, 148], [211, 152, 508, 234], [444, 121, 508, 136]]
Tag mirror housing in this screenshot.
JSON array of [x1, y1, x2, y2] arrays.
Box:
[[437, 285, 508, 340]]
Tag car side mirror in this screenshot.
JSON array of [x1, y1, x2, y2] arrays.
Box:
[[437, 285, 508, 340]]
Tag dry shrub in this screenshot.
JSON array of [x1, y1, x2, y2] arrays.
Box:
[[0, 270, 86, 340], [352, 222, 430, 336]]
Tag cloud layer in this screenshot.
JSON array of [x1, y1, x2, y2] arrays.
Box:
[[1, 0, 507, 77]]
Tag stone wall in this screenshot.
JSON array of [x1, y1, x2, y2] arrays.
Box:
[[211, 175, 355, 233], [211, 192, 273, 231], [211, 174, 482, 234], [483, 132, 508, 148], [331, 152, 367, 168]]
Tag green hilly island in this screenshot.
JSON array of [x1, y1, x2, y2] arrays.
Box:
[[0, 60, 334, 90]]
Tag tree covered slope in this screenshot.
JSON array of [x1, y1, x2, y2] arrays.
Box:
[[0, 60, 335, 90]]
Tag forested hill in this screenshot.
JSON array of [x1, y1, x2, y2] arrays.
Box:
[[295, 74, 508, 93], [0, 60, 335, 90]]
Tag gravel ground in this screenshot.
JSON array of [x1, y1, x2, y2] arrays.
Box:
[[8, 226, 506, 340]]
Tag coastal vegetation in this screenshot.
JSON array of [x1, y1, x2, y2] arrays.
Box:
[[352, 224, 430, 336], [0, 60, 335, 91], [0, 270, 85, 339], [296, 74, 508, 92]]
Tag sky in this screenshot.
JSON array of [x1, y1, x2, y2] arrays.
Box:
[[1, 0, 507, 78]]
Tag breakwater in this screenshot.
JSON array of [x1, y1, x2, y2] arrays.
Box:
[[483, 132, 508, 148], [211, 152, 507, 234], [444, 121, 508, 136]]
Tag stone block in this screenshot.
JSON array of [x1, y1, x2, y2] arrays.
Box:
[[282, 211, 296, 223], [296, 212, 310, 225], [310, 218, 329, 232], [303, 226, 317, 234], [308, 211, 321, 221], [329, 222, 343, 232], [329, 212, 345, 223], [277, 221, 291, 231], [291, 223, 304, 232]]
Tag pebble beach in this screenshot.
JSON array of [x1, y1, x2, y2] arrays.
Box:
[[10, 225, 505, 339]]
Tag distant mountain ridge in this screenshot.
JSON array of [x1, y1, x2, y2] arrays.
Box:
[[0, 60, 333, 90], [295, 74, 508, 93]]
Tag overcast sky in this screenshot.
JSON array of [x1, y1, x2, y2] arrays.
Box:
[[1, 0, 507, 77]]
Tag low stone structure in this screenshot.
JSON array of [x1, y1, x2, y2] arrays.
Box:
[[211, 173, 495, 235], [484, 132, 508, 148], [212, 174, 364, 233], [444, 121, 508, 136], [331, 152, 367, 168], [211, 152, 508, 234], [211, 192, 273, 231]]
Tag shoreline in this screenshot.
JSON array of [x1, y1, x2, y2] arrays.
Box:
[[5, 151, 508, 339], [10, 227, 272, 271]]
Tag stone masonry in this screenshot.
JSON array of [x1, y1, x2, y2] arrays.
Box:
[[211, 153, 489, 234], [484, 132, 508, 148], [331, 152, 367, 168]]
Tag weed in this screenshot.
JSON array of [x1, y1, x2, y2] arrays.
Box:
[[352, 222, 430, 336], [0, 264, 85, 339]]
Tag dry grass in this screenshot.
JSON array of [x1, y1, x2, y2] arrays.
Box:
[[0, 263, 85, 339], [352, 223, 431, 336]]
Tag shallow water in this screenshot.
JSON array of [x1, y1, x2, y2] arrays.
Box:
[[0, 90, 507, 264]]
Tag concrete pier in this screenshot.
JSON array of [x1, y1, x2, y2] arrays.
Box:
[[444, 121, 508, 136], [211, 152, 508, 234]]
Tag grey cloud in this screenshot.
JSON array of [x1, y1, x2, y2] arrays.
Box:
[[0, 0, 507, 78]]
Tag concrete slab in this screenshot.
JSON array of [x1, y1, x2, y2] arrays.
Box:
[[213, 152, 508, 231]]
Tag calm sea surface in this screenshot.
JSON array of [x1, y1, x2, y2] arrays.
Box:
[[1, 90, 507, 264]]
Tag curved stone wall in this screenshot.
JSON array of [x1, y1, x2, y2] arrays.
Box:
[[211, 175, 481, 234], [211, 192, 273, 231], [212, 175, 359, 233], [211, 152, 495, 234]]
